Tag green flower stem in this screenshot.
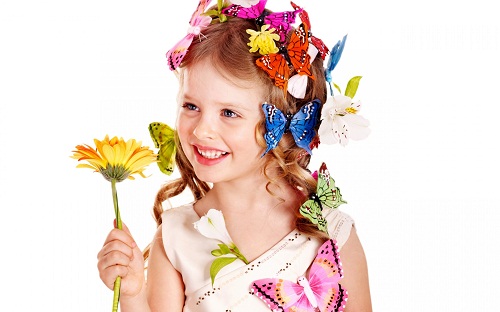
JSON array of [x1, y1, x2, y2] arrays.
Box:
[[112, 179, 122, 230], [231, 247, 249, 264], [111, 179, 121, 312]]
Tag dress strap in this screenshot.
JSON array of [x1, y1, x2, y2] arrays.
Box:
[[325, 209, 355, 250]]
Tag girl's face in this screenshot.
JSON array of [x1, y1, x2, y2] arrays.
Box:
[[177, 60, 267, 185]]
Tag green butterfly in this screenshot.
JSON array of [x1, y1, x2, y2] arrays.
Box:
[[148, 122, 176, 175], [299, 162, 347, 233]]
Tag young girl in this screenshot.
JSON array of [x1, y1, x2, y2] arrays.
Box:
[[97, 1, 372, 311]]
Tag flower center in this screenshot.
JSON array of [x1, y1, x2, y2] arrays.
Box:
[[345, 107, 358, 114], [99, 164, 130, 182]]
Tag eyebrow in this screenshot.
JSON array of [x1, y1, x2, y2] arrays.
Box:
[[217, 102, 253, 112], [182, 94, 253, 112]]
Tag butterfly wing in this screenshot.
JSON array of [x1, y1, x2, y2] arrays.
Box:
[[287, 23, 313, 78], [290, 2, 329, 60], [149, 122, 176, 175], [265, 9, 302, 43], [325, 34, 348, 94], [288, 99, 321, 154], [222, 0, 265, 18], [189, 0, 213, 22], [310, 35, 329, 60], [290, 1, 310, 28], [318, 162, 347, 209], [166, 34, 195, 71], [308, 239, 348, 312], [165, 0, 213, 70], [256, 53, 290, 91], [314, 162, 336, 209], [251, 278, 310, 311], [299, 198, 328, 232], [261, 103, 287, 156]]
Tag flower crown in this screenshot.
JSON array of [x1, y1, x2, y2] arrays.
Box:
[[156, 0, 370, 173]]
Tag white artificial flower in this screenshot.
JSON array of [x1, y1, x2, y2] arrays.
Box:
[[229, 0, 260, 7], [318, 94, 371, 146], [194, 209, 235, 247]]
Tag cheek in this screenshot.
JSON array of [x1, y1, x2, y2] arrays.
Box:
[[176, 116, 191, 146], [233, 125, 262, 155]]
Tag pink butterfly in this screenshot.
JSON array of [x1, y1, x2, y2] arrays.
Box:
[[166, 0, 213, 71], [251, 239, 348, 312], [222, 0, 302, 42]]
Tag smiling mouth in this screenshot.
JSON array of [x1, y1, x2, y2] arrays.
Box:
[[196, 147, 228, 159]]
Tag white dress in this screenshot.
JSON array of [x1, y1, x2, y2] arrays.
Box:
[[161, 203, 354, 311]]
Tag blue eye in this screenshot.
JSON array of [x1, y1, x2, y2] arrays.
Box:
[[182, 103, 199, 111], [222, 109, 238, 118]]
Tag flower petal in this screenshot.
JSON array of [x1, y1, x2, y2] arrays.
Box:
[[318, 121, 338, 145], [332, 95, 352, 112], [193, 209, 234, 245], [72, 136, 155, 181], [342, 114, 371, 141]]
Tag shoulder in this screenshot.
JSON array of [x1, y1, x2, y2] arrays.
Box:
[[161, 202, 196, 219], [338, 227, 372, 311], [160, 202, 199, 246], [161, 203, 198, 229], [324, 208, 355, 250]]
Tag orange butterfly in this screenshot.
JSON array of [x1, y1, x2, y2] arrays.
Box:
[[256, 23, 314, 93]]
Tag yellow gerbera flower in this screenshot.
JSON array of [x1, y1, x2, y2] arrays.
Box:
[[71, 135, 157, 182], [246, 24, 280, 55], [71, 135, 156, 312]]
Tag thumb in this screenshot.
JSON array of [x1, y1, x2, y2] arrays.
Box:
[[113, 219, 137, 250], [114, 219, 132, 235]]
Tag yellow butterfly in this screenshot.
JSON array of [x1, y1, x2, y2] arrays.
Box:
[[148, 122, 176, 175]]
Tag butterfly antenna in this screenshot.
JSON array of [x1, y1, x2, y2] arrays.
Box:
[[198, 33, 207, 42]]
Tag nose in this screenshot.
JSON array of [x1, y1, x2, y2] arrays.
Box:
[[193, 115, 217, 140]]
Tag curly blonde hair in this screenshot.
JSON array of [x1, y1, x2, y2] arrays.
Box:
[[144, 14, 329, 260]]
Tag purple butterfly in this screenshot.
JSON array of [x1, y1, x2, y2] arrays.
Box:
[[251, 239, 348, 312], [261, 99, 320, 157], [222, 0, 302, 42], [166, 0, 213, 70]]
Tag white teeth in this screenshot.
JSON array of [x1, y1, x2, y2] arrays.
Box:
[[197, 148, 227, 159]]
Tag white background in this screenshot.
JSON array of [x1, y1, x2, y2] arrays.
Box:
[[1, 0, 499, 311]]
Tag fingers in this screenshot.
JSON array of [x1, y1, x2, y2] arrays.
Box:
[[98, 237, 135, 261], [113, 220, 134, 237], [103, 222, 137, 248], [97, 223, 139, 290], [98, 258, 130, 290]]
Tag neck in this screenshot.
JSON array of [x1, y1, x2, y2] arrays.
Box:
[[198, 175, 303, 217]]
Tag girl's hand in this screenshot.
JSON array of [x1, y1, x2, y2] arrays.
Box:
[[97, 222, 145, 299]]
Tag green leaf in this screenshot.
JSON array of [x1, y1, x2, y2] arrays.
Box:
[[344, 76, 362, 99], [333, 83, 342, 95], [204, 9, 218, 16], [210, 257, 238, 286], [211, 249, 223, 257], [218, 243, 231, 254]]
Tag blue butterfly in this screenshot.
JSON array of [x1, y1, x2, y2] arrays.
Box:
[[261, 99, 321, 157], [325, 34, 347, 96]]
